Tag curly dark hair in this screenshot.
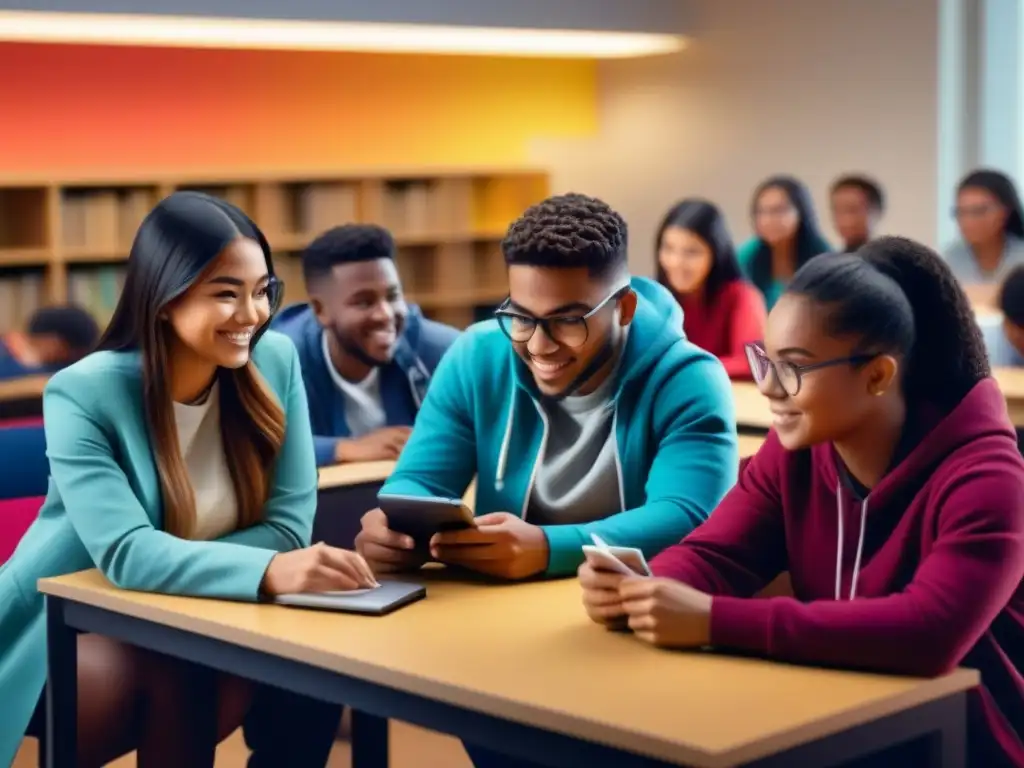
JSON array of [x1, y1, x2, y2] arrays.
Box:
[[787, 236, 989, 408], [27, 305, 99, 353], [830, 174, 886, 212], [302, 224, 395, 286], [999, 265, 1024, 327], [502, 193, 628, 280]]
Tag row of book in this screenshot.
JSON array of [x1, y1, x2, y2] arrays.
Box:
[[0, 266, 125, 334]]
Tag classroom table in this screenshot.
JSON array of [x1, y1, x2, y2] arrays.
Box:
[[40, 569, 973, 768], [992, 367, 1024, 426], [731, 382, 772, 434], [0, 374, 47, 419]]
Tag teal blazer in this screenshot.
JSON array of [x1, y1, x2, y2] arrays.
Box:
[[0, 330, 317, 767]]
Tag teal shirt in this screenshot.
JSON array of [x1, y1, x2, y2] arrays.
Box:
[[0, 330, 317, 766], [736, 238, 786, 309], [380, 276, 739, 577]]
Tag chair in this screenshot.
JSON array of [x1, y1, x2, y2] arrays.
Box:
[[0, 423, 48, 500], [0, 495, 44, 564]]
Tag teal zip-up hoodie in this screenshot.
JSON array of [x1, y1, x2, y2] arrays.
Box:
[[380, 276, 739, 576]]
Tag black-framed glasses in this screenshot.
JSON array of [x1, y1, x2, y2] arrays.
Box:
[[495, 285, 629, 348], [744, 343, 876, 397]]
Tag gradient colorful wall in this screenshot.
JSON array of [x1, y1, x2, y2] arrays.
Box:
[[0, 42, 597, 175]]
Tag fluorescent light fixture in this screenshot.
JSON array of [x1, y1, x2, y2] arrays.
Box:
[[0, 11, 686, 58]]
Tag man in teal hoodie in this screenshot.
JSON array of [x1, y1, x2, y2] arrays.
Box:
[[357, 193, 738, 767], [356, 192, 738, 581]]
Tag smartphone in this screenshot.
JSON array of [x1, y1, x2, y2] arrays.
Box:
[[587, 533, 652, 576], [377, 492, 475, 546]]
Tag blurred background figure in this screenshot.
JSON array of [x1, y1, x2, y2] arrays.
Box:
[[0, 305, 99, 380], [829, 174, 885, 252]]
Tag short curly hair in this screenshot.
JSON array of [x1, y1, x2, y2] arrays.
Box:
[[787, 236, 989, 408], [302, 224, 395, 286], [999, 265, 1024, 327], [502, 193, 628, 280]]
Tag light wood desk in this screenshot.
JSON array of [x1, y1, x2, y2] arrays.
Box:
[[732, 382, 772, 433], [993, 367, 1024, 426], [40, 570, 971, 768]]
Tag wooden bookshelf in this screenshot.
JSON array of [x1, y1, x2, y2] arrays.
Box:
[[0, 168, 549, 331]]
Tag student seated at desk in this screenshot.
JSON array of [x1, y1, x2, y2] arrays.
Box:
[[656, 198, 766, 379], [945, 169, 1024, 308], [736, 175, 832, 309], [357, 192, 737, 579], [273, 224, 460, 466], [829, 173, 885, 253], [358, 192, 738, 767], [0, 192, 375, 768], [580, 237, 1024, 768], [0, 304, 99, 380]]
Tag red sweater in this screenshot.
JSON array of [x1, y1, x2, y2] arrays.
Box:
[[679, 281, 766, 379], [651, 379, 1024, 767]]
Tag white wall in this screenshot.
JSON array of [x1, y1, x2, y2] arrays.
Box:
[[531, 0, 941, 276]]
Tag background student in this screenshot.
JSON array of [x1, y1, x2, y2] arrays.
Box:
[[946, 169, 1024, 306], [358, 192, 738, 768], [580, 237, 1024, 768], [979, 264, 1024, 367], [0, 304, 99, 380], [273, 224, 460, 466], [656, 198, 766, 379], [829, 173, 885, 252], [736, 175, 832, 309], [0, 192, 376, 768]]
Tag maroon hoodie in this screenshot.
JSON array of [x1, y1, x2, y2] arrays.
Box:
[[650, 379, 1024, 767]]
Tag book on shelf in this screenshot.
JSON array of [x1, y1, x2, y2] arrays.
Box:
[[0, 272, 45, 333], [68, 265, 126, 327]]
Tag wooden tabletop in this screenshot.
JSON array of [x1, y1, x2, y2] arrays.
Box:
[[39, 570, 977, 768], [317, 460, 395, 490], [0, 374, 48, 403], [731, 382, 772, 431]]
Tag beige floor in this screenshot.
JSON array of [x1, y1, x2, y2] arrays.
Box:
[[14, 721, 473, 767]]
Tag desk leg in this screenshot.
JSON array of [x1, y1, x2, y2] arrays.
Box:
[[351, 710, 388, 768], [45, 597, 77, 768], [925, 691, 967, 768]]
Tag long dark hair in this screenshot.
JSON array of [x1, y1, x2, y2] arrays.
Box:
[[655, 198, 741, 299], [786, 236, 989, 409], [957, 168, 1024, 239], [98, 191, 286, 540], [749, 175, 831, 292]]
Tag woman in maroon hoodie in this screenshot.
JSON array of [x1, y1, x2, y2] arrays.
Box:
[[580, 237, 1024, 767], [656, 199, 766, 379]]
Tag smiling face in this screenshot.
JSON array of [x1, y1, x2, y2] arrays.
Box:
[[658, 225, 714, 296], [165, 238, 274, 376], [312, 258, 407, 366], [505, 265, 635, 396], [756, 293, 898, 450]]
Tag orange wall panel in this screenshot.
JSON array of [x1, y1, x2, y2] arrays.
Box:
[[0, 43, 597, 174]]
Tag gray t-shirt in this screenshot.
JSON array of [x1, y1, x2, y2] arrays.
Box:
[[944, 235, 1024, 285], [527, 368, 623, 525]]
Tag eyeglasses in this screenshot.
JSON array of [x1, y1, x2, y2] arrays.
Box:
[[495, 286, 629, 348], [744, 343, 876, 396]]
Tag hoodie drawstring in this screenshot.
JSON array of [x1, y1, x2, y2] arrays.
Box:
[[495, 388, 517, 491], [834, 481, 869, 601]]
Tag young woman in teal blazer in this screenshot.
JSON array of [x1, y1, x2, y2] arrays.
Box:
[[0, 192, 376, 768]]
